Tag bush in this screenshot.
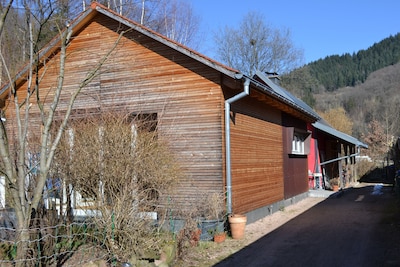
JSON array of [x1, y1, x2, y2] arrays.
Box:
[[52, 112, 181, 262]]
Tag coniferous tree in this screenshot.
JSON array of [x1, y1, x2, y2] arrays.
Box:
[[302, 33, 400, 91]]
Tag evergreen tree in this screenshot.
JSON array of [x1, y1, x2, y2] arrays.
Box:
[[301, 33, 400, 91]]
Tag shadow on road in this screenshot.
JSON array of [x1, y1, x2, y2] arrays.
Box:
[[214, 184, 400, 267], [359, 164, 395, 185]]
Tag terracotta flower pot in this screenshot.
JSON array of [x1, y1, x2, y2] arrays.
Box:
[[199, 219, 224, 241], [213, 232, 226, 243], [228, 214, 247, 239]]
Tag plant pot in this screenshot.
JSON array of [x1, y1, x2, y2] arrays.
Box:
[[198, 219, 224, 241], [213, 232, 226, 243], [228, 214, 247, 239]]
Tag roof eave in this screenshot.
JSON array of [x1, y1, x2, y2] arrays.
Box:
[[312, 121, 368, 148], [252, 71, 320, 121]]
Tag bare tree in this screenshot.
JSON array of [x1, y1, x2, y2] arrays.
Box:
[[214, 11, 304, 76], [362, 120, 388, 160], [151, 0, 200, 49], [0, 1, 122, 265], [87, 0, 201, 48], [0, 0, 83, 83], [319, 107, 354, 135], [375, 98, 399, 160]]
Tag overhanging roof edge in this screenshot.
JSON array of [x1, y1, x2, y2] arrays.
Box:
[[313, 121, 368, 148]]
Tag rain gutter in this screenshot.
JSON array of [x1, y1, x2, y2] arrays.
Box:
[[225, 75, 250, 215]]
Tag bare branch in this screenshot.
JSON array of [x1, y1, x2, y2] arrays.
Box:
[[214, 11, 304, 76], [0, 0, 14, 37]]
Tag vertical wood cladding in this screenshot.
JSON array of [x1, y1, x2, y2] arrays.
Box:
[[282, 116, 309, 199], [283, 153, 309, 199]]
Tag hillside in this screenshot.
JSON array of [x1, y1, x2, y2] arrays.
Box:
[[307, 33, 400, 91], [313, 62, 400, 138], [281, 34, 400, 144]]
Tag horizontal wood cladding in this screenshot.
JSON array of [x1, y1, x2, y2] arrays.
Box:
[[7, 13, 227, 210], [230, 112, 284, 214]]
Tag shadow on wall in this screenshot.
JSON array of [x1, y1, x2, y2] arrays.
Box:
[[359, 164, 395, 184]]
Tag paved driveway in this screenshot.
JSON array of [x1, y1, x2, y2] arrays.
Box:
[[215, 184, 400, 267]]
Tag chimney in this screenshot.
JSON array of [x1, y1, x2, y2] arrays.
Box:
[[266, 72, 280, 85]]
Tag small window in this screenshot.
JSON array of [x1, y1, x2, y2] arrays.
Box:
[[127, 113, 158, 132], [292, 133, 305, 155]]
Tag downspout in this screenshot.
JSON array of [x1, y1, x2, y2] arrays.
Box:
[[225, 76, 250, 215]]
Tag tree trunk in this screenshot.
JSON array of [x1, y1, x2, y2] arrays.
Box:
[[15, 209, 31, 267]]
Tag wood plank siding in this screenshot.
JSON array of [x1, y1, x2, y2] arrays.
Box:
[[3, 4, 317, 219], [282, 115, 309, 198], [229, 97, 284, 214], [7, 13, 226, 210]]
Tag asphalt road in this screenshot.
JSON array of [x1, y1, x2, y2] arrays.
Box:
[[215, 184, 400, 267]]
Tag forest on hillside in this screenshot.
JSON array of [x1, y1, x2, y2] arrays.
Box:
[[282, 33, 400, 98], [282, 33, 400, 161], [308, 33, 400, 91], [313, 63, 400, 138]]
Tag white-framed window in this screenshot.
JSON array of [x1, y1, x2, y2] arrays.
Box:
[[291, 133, 305, 155]]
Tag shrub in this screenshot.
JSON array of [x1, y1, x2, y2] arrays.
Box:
[[52, 112, 181, 262]]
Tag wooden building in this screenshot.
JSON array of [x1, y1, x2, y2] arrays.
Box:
[[0, 3, 365, 223], [309, 121, 368, 190], [253, 72, 368, 193]]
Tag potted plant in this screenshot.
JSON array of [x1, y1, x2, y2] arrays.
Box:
[[213, 230, 227, 243], [198, 191, 226, 241], [330, 177, 340, 191]]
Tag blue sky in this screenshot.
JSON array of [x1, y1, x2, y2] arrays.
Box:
[[188, 0, 400, 64]]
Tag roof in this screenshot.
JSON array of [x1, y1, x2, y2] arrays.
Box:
[[0, 2, 327, 123], [253, 70, 320, 120], [0, 2, 240, 98], [253, 71, 367, 149], [313, 120, 368, 148]]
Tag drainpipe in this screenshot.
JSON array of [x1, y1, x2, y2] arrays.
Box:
[[225, 75, 250, 215]]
